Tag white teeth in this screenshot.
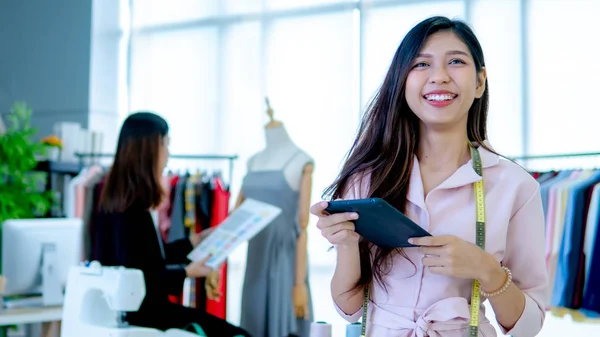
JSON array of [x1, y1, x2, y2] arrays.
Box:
[[425, 94, 455, 101]]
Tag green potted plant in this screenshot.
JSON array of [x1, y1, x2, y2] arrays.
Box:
[[0, 102, 54, 296], [0, 102, 54, 223]]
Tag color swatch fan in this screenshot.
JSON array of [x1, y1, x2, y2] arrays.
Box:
[[187, 198, 282, 269]]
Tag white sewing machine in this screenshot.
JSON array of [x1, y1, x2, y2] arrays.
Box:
[[61, 261, 198, 337]]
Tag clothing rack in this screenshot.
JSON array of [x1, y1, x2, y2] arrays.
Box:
[[74, 153, 238, 186], [510, 152, 600, 160]]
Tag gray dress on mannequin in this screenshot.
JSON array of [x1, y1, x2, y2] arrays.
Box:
[[239, 151, 313, 337]]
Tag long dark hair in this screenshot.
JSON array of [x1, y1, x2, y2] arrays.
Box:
[[323, 16, 492, 293], [100, 112, 169, 213]]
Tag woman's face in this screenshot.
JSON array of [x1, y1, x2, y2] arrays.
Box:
[[158, 135, 170, 172], [405, 31, 486, 131]]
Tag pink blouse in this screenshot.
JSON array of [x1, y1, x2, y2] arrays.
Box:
[[334, 143, 548, 337]]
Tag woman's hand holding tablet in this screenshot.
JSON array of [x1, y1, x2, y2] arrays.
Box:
[[323, 198, 431, 249]]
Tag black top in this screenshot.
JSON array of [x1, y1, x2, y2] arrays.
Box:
[[94, 205, 191, 321]]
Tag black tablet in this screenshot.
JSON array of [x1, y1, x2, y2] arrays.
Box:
[[325, 198, 431, 249]]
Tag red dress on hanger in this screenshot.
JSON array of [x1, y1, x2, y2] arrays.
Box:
[[205, 176, 229, 319]]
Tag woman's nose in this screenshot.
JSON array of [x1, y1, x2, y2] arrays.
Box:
[[429, 66, 450, 84]]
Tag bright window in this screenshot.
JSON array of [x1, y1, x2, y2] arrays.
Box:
[[361, 1, 465, 107], [471, 0, 523, 157], [131, 0, 220, 28], [263, 11, 358, 268], [526, 0, 600, 170], [129, 28, 219, 158], [266, 0, 351, 11]]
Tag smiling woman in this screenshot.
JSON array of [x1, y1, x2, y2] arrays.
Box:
[[311, 16, 548, 337]]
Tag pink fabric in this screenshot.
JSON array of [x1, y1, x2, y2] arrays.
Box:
[[74, 185, 86, 218], [75, 166, 103, 218], [333, 142, 548, 337], [369, 297, 495, 337], [157, 175, 173, 242]]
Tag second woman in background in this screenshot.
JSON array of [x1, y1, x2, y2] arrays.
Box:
[[95, 112, 251, 337]]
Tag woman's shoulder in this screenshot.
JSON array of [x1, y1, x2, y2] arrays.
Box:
[[496, 157, 538, 188], [491, 157, 541, 210], [478, 141, 539, 199]]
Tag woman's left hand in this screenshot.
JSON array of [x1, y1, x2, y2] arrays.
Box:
[[408, 235, 499, 282]]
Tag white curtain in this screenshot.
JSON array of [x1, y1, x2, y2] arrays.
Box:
[[471, 0, 523, 157], [129, 28, 220, 159], [526, 0, 600, 170]]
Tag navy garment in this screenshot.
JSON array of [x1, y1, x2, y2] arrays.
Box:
[[551, 170, 600, 308], [583, 191, 600, 314], [94, 203, 251, 337], [168, 175, 188, 243]]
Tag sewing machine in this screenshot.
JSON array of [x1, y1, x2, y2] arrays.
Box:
[[61, 261, 198, 337]]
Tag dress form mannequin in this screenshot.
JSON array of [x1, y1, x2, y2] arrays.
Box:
[[235, 98, 314, 337], [248, 122, 313, 191]]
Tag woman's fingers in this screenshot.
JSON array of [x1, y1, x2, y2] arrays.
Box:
[[327, 228, 359, 244], [309, 201, 329, 216], [316, 212, 358, 230], [321, 221, 356, 238]]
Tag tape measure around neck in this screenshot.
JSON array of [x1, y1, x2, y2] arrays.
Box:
[[469, 143, 486, 337], [359, 143, 485, 337]]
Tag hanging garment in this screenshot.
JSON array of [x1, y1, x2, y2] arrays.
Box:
[[239, 154, 313, 337], [583, 183, 600, 316], [194, 177, 210, 312], [206, 176, 229, 319], [169, 175, 188, 243], [200, 180, 214, 230], [167, 174, 187, 305], [541, 171, 572, 224], [86, 173, 106, 261], [158, 175, 173, 242], [185, 175, 198, 228], [546, 171, 589, 293], [168, 175, 181, 217], [552, 170, 600, 308], [533, 168, 600, 321], [64, 168, 87, 218]]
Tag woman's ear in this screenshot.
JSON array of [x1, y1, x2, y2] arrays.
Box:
[[475, 67, 487, 99]]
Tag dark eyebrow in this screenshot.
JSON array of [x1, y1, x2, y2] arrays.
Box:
[[417, 50, 470, 58]]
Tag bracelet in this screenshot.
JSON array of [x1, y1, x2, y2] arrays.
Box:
[[479, 266, 512, 298]]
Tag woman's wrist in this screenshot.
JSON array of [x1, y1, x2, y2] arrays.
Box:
[[478, 255, 506, 292], [336, 242, 360, 253]]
